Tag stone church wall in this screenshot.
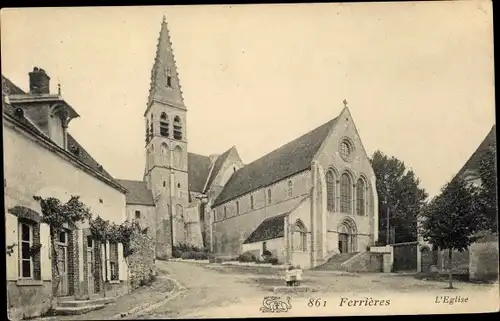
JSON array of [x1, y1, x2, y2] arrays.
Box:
[[212, 171, 311, 257]]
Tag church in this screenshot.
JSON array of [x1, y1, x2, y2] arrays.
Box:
[[128, 16, 380, 269]]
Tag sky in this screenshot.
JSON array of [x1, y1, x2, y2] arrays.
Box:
[[1, 2, 495, 199]]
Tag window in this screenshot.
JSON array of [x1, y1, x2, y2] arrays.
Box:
[[173, 116, 182, 140], [173, 146, 182, 168], [109, 242, 119, 281], [339, 139, 353, 162], [267, 189, 272, 205], [293, 221, 307, 252], [19, 221, 33, 278], [150, 114, 154, 137], [236, 201, 240, 215], [146, 119, 150, 143], [176, 204, 184, 220], [135, 210, 141, 219], [160, 113, 169, 137], [262, 241, 267, 253], [250, 195, 254, 210], [356, 178, 365, 215], [223, 206, 227, 219], [166, 68, 172, 87], [326, 170, 336, 211], [163, 181, 166, 187], [340, 173, 352, 213], [87, 236, 93, 248], [287, 180, 293, 198]]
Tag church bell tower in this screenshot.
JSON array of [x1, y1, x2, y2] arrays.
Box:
[[144, 15, 189, 259]]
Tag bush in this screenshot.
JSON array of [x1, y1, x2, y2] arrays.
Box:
[[237, 251, 257, 262]]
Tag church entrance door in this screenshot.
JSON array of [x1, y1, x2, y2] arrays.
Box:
[[338, 233, 349, 253]]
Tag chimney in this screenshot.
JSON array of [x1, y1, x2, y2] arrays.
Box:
[[29, 67, 51, 94]]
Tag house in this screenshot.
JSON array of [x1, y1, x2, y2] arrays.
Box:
[[3, 69, 130, 319]]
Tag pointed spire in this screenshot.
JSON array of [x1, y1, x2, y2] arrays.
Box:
[[146, 15, 186, 111]]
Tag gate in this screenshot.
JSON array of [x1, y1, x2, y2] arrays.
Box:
[[392, 241, 418, 272]]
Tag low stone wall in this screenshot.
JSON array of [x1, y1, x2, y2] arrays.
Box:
[[342, 252, 384, 273], [127, 232, 155, 290], [469, 241, 499, 282]]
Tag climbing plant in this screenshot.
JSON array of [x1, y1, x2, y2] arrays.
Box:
[[6, 243, 17, 257], [32, 195, 93, 293]]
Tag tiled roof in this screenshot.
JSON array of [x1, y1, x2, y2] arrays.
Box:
[[2, 75, 122, 189], [188, 152, 212, 193], [115, 179, 155, 206], [203, 147, 234, 193], [243, 212, 289, 244], [456, 124, 496, 178], [212, 117, 339, 207]]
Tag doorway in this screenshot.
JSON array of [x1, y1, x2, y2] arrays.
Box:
[[86, 236, 95, 296], [56, 230, 69, 296], [338, 233, 349, 253]]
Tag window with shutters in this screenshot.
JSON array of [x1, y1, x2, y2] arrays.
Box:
[[109, 242, 119, 281]]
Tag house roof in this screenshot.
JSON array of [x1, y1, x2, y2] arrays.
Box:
[[115, 179, 155, 206], [212, 117, 339, 207], [243, 212, 289, 244], [203, 146, 234, 193], [2, 75, 122, 189], [456, 124, 496, 179], [188, 152, 212, 193]]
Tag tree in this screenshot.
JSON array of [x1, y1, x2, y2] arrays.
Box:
[[370, 150, 428, 244], [420, 177, 488, 289], [478, 141, 498, 232], [32, 195, 93, 296]]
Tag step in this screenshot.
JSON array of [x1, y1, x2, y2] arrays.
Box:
[[57, 297, 116, 308], [53, 304, 106, 316]]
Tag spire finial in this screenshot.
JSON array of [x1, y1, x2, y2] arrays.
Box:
[[57, 77, 62, 95], [162, 15, 166, 23], [343, 99, 348, 108]]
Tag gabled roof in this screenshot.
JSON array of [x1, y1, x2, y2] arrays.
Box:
[[2, 75, 121, 188], [212, 117, 339, 207], [243, 212, 289, 244], [203, 146, 234, 193], [187, 152, 212, 193], [115, 179, 155, 206], [456, 124, 496, 179]]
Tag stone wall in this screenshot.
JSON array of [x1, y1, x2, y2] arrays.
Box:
[[342, 252, 384, 273], [127, 232, 156, 290], [469, 241, 499, 282], [7, 281, 53, 320]]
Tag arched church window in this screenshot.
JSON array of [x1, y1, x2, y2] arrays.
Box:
[[356, 178, 365, 215], [161, 143, 168, 155], [267, 189, 272, 205], [150, 114, 154, 137], [326, 170, 336, 211], [173, 116, 182, 140], [340, 173, 352, 213], [287, 180, 293, 198], [160, 113, 169, 137], [250, 195, 254, 210], [146, 119, 150, 143], [236, 201, 240, 215], [173, 146, 182, 168], [293, 220, 307, 252]]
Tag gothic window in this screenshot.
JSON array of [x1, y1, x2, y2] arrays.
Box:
[[146, 119, 150, 143], [356, 178, 365, 215], [236, 201, 240, 215], [173, 116, 182, 140], [160, 113, 169, 137], [161, 143, 169, 162], [267, 189, 272, 205], [166, 68, 172, 88], [293, 220, 307, 252], [250, 195, 254, 210], [287, 180, 293, 198], [223, 206, 227, 219], [326, 170, 336, 211], [109, 242, 119, 281], [340, 173, 352, 213], [173, 146, 182, 168]]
